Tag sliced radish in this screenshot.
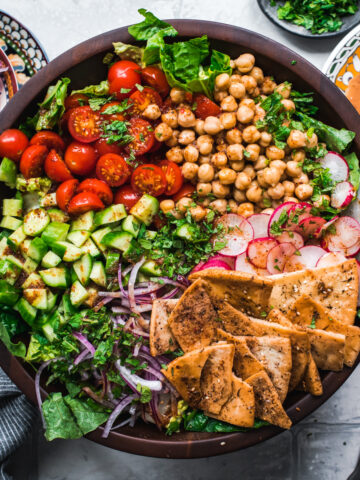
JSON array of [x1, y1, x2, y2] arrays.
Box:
[[331, 181, 355, 209], [356, 260, 360, 306], [267, 242, 296, 274], [287, 202, 313, 231], [277, 231, 304, 249], [247, 237, 279, 269], [248, 214, 271, 239], [268, 202, 296, 237], [200, 260, 232, 271], [322, 216, 360, 253], [320, 151, 349, 183], [216, 214, 254, 257], [284, 245, 327, 272], [297, 216, 326, 240], [209, 254, 235, 269], [316, 252, 347, 268], [191, 261, 205, 274], [315, 215, 339, 239], [235, 252, 268, 276]]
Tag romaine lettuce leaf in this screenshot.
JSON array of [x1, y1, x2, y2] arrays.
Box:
[[346, 152, 360, 193], [72, 80, 109, 97], [0, 322, 26, 358], [128, 8, 177, 41], [113, 42, 144, 65], [183, 410, 269, 433], [36, 78, 70, 131]]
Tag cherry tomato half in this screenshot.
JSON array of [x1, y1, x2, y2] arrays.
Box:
[[67, 191, 104, 216], [125, 118, 155, 156], [158, 160, 183, 196], [20, 144, 48, 179], [30, 131, 66, 153], [68, 106, 101, 143], [141, 66, 170, 98], [96, 153, 130, 187], [99, 101, 125, 123], [108, 60, 141, 100], [172, 183, 195, 202], [64, 142, 98, 176], [77, 178, 113, 205], [56, 179, 79, 212], [114, 185, 142, 212], [193, 93, 221, 120], [94, 137, 124, 157], [131, 164, 166, 197], [65, 93, 89, 110], [129, 87, 162, 115], [0, 129, 29, 162], [44, 149, 74, 182]]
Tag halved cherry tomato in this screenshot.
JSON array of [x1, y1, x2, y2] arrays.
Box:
[[0, 129, 29, 162], [67, 191, 104, 216], [56, 179, 79, 212], [94, 137, 124, 157], [114, 185, 142, 212], [68, 106, 101, 143], [158, 160, 183, 196], [108, 61, 141, 100], [20, 144, 48, 179], [99, 101, 126, 123], [65, 93, 89, 110], [64, 142, 98, 176], [44, 149, 74, 182], [131, 164, 166, 197], [125, 118, 155, 156], [129, 87, 162, 115], [77, 178, 113, 205], [96, 153, 130, 187], [30, 131, 65, 152], [141, 66, 170, 98], [172, 183, 195, 202], [193, 93, 221, 120]]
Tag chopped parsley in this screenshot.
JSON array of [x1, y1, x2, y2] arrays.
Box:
[[309, 316, 317, 329], [88, 96, 113, 111], [269, 210, 288, 236], [101, 120, 133, 145], [101, 99, 132, 115]]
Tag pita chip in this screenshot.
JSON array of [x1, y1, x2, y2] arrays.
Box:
[[150, 299, 178, 356], [297, 353, 323, 396], [307, 329, 345, 371]]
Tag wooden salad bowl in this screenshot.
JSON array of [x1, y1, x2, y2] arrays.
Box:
[[0, 20, 359, 459]]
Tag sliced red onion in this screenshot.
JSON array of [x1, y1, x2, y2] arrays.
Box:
[[156, 277, 186, 289], [145, 366, 166, 382], [128, 257, 146, 312], [35, 358, 63, 428], [98, 291, 122, 298], [160, 287, 179, 299], [133, 343, 141, 357], [118, 263, 129, 298], [101, 395, 135, 438], [116, 361, 162, 392], [73, 332, 96, 356], [73, 349, 92, 366], [94, 296, 114, 311], [131, 329, 150, 338], [111, 306, 130, 314], [122, 263, 133, 277]]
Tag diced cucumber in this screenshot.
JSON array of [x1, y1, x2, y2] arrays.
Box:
[[41, 222, 69, 246], [70, 268, 78, 284], [62, 293, 78, 317], [2, 198, 22, 217], [0, 157, 17, 188], [41, 251, 62, 268], [22, 192, 40, 212], [122, 215, 140, 237], [90, 261, 107, 287], [144, 230, 157, 240], [7, 226, 26, 250], [27, 237, 48, 262], [5, 254, 24, 270], [39, 268, 69, 288], [0, 280, 21, 306], [67, 230, 91, 247], [70, 210, 94, 232], [22, 273, 45, 289], [101, 231, 133, 252], [105, 251, 120, 275], [40, 192, 57, 208], [23, 257, 39, 274], [23, 208, 50, 236], [0, 216, 23, 231], [91, 227, 111, 253], [81, 238, 101, 258], [0, 259, 21, 285], [140, 259, 162, 277], [20, 238, 31, 258], [94, 204, 126, 227], [46, 290, 58, 311], [23, 288, 48, 310], [52, 241, 82, 262], [84, 287, 99, 308], [48, 208, 70, 224], [0, 237, 8, 256], [42, 323, 57, 342], [175, 224, 196, 241], [16, 175, 51, 193], [73, 254, 93, 286], [130, 194, 159, 226], [16, 297, 37, 325], [70, 280, 89, 306]]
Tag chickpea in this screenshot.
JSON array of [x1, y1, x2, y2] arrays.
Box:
[[155, 123, 173, 142], [242, 125, 261, 144], [268, 183, 285, 200], [204, 116, 223, 135], [249, 66, 264, 85], [240, 75, 257, 94], [283, 180, 295, 196], [160, 199, 175, 214], [199, 155, 211, 165], [263, 166, 282, 186], [227, 143, 244, 161], [254, 155, 269, 170], [252, 86, 261, 98], [176, 197, 192, 213], [254, 105, 266, 121], [284, 196, 299, 203], [183, 145, 199, 163], [246, 184, 262, 203], [287, 130, 306, 149], [212, 180, 230, 198], [220, 112, 237, 130], [202, 198, 211, 207], [228, 199, 238, 213], [230, 74, 243, 84], [178, 108, 196, 128], [198, 163, 215, 182], [230, 160, 245, 171], [235, 171, 251, 190], [261, 76, 277, 95], [291, 149, 305, 162], [237, 105, 254, 124], [259, 131, 272, 147], [195, 119, 205, 135], [275, 82, 291, 99], [161, 109, 178, 128], [269, 160, 286, 173], [235, 53, 255, 73], [197, 135, 214, 155], [166, 146, 183, 164], [165, 130, 179, 147], [229, 82, 246, 99], [281, 99, 295, 112], [243, 164, 256, 180], [233, 188, 247, 203], [211, 152, 228, 168], [305, 132, 318, 149], [262, 208, 274, 215], [266, 145, 285, 160], [189, 205, 206, 222], [219, 168, 237, 185], [226, 128, 242, 144], [239, 98, 256, 110], [209, 199, 228, 214], [170, 87, 186, 104], [286, 160, 302, 178], [237, 202, 254, 218], [178, 129, 196, 145], [181, 162, 199, 180], [295, 183, 313, 200], [215, 73, 230, 91], [197, 182, 212, 197], [256, 169, 268, 188], [293, 173, 309, 185], [313, 194, 330, 208], [142, 103, 161, 120], [221, 95, 238, 112], [230, 59, 236, 69], [214, 90, 228, 103], [245, 144, 261, 162]]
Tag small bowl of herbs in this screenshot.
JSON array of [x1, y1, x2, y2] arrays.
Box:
[[257, 0, 360, 38]]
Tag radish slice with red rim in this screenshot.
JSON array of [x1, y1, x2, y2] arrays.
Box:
[[276, 231, 304, 249], [286, 202, 313, 231], [297, 216, 326, 240], [215, 213, 254, 257], [266, 242, 296, 274], [268, 202, 296, 237], [331, 181, 356, 209], [200, 260, 232, 271], [248, 214, 270, 239], [356, 260, 360, 306], [316, 252, 347, 268], [247, 237, 279, 269], [315, 215, 339, 238], [284, 245, 327, 272], [322, 216, 360, 252], [208, 254, 235, 269], [235, 252, 268, 276], [320, 151, 349, 183]]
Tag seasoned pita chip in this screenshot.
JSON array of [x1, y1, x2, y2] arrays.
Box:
[[246, 371, 292, 429], [217, 303, 309, 390], [207, 373, 255, 427], [167, 279, 217, 353], [162, 343, 235, 414], [297, 353, 323, 396], [189, 269, 273, 317], [288, 295, 360, 367], [307, 329, 345, 371], [150, 299, 178, 356], [269, 259, 358, 325]]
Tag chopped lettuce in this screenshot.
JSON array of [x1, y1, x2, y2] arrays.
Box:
[[183, 410, 269, 433], [36, 78, 70, 131], [72, 80, 109, 97], [346, 152, 360, 194], [113, 42, 144, 65], [128, 8, 177, 41], [0, 322, 26, 358]]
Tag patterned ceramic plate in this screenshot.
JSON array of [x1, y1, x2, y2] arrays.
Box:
[[0, 9, 48, 89], [0, 47, 18, 111]]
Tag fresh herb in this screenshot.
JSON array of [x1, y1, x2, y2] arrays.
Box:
[[0, 322, 26, 358], [183, 410, 269, 433], [291, 60, 297, 65], [290, 90, 318, 116], [88, 96, 113, 111], [269, 210, 288, 236], [101, 100, 132, 115], [102, 120, 133, 145], [72, 80, 109, 97], [136, 384, 152, 403], [309, 316, 317, 329]]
